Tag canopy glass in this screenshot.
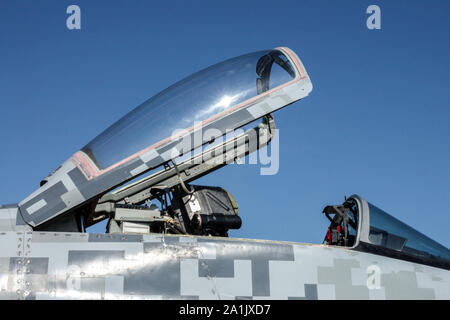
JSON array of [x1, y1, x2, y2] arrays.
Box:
[[82, 49, 296, 170], [368, 203, 450, 262]]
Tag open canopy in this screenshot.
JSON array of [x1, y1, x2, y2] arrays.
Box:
[[18, 47, 313, 227], [82, 49, 296, 171]]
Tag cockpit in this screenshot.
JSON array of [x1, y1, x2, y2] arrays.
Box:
[[321, 195, 450, 269], [322, 197, 359, 247]]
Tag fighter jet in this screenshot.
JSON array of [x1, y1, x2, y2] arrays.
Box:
[[0, 47, 449, 299]]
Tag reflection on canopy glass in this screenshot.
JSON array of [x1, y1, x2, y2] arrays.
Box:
[[82, 49, 296, 169], [368, 203, 450, 262]]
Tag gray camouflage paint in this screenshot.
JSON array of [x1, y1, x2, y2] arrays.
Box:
[[0, 220, 448, 300]]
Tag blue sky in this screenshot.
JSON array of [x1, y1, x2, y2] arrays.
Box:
[[0, 1, 449, 247]]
